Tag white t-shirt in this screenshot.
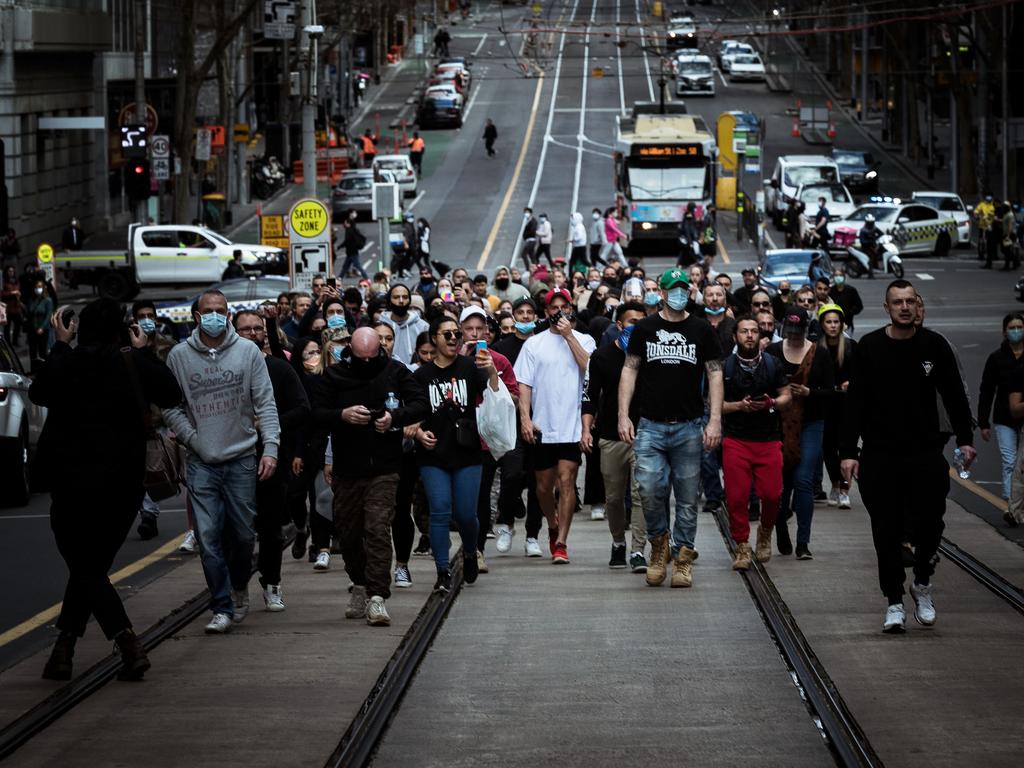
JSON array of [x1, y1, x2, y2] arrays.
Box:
[[513, 328, 596, 443]]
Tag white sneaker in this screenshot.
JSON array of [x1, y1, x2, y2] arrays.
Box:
[[366, 595, 391, 626], [838, 492, 851, 509], [204, 612, 232, 634], [263, 584, 285, 612], [313, 551, 331, 571], [495, 524, 514, 553], [827, 488, 839, 506], [524, 537, 543, 557], [394, 564, 412, 588], [178, 529, 198, 553], [910, 582, 936, 626], [345, 585, 368, 619], [882, 603, 906, 634], [590, 504, 606, 521], [232, 589, 250, 624]]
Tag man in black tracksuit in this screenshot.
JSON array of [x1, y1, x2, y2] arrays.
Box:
[[312, 327, 427, 626], [841, 280, 975, 634], [233, 311, 310, 612]]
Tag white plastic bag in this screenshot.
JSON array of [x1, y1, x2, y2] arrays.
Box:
[[477, 377, 517, 460]]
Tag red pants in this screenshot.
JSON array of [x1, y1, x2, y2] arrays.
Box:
[[722, 437, 783, 543]]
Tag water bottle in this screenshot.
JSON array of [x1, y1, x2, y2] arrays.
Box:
[[952, 448, 971, 480], [385, 391, 400, 431]]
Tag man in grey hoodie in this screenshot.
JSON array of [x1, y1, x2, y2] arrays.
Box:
[[162, 290, 281, 635], [380, 283, 429, 367]]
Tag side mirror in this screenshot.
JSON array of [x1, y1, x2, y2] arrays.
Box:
[[966, 205, 974, 213], [896, 217, 909, 224]]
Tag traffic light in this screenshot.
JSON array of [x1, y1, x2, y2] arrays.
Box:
[[125, 159, 151, 200]]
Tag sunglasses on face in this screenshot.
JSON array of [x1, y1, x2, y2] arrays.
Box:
[[752, 301, 771, 308], [439, 330, 463, 342]]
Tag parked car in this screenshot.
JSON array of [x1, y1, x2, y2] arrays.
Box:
[[826, 201, 958, 257], [372, 155, 418, 198], [331, 170, 375, 220], [154, 276, 293, 328], [0, 334, 46, 506], [763, 155, 842, 227], [720, 42, 755, 72], [417, 86, 464, 128], [910, 191, 972, 245], [795, 181, 857, 221], [830, 148, 880, 193], [756, 248, 834, 291], [728, 52, 766, 82], [434, 61, 472, 90], [674, 54, 715, 96]]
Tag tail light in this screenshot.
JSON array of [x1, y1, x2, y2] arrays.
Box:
[[0, 387, 7, 403]]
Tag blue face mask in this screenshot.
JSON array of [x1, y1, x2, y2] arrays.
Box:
[[138, 318, 156, 335], [326, 314, 346, 329], [514, 320, 536, 334], [644, 292, 661, 306], [331, 346, 343, 362], [1008, 329, 1024, 344], [834, 275, 846, 286], [666, 287, 688, 311], [705, 306, 726, 316], [199, 312, 227, 337], [618, 324, 634, 349]]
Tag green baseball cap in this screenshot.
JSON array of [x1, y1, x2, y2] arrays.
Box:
[[658, 268, 689, 290]]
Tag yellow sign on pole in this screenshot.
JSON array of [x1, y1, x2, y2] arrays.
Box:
[[289, 199, 330, 240], [260, 215, 289, 250], [717, 113, 738, 172], [37, 243, 54, 263]]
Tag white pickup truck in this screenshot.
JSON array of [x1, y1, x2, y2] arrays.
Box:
[[58, 224, 287, 301]]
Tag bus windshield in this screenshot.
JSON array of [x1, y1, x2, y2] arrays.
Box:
[[627, 165, 706, 201]]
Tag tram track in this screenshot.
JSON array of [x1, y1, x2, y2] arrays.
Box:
[[938, 536, 1024, 616], [709, 507, 885, 768]]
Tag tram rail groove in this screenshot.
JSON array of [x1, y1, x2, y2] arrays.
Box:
[[711, 509, 884, 768], [938, 537, 1024, 616], [325, 550, 466, 768]]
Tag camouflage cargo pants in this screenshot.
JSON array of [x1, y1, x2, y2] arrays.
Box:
[[333, 474, 399, 599]]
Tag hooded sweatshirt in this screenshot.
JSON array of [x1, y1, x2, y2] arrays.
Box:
[[381, 308, 429, 368], [162, 324, 281, 463], [492, 266, 530, 303], [570, 213, 587, 247]]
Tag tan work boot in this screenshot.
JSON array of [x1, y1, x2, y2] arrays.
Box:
[[732, 542, 753, 571], [646, 532, 670, 586], [755, 524, 772, 563], [671, 546, 696, 588]]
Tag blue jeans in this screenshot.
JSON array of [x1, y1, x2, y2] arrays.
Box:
[[187, 455, 258, 615], [340, 250, 368, 279], [701, 447, 723, 504], [781, 420, 825, 546], [634, 417, 703, 556], [420, 464, 482, 571], [994, 424, 1018, 500]]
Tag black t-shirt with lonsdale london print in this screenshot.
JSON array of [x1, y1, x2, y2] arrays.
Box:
[[626, 312, 722, 422], [413, 354, 489, 470]]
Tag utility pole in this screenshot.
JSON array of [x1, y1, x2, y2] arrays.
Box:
[[860, 5, 868, 122], [300, 0, 318, 198], [133, 0, 148, 222], [1001, 4, 1009, 200]]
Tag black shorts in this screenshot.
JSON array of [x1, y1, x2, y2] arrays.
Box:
[[532, 441, 581, 471]]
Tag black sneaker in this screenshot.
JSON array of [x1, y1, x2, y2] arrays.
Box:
[[795, 543, 813, 560], [609, 543, 627, 569], [307, 544, 317, 563], [137, 514, 158, 541], [703, 499, 721, 514], [776, 521, 793, 555], [463, 551, 479, 585], [291, 527, 309, 560], [433, 568, 452, 594], [413, 534, 432, 556]]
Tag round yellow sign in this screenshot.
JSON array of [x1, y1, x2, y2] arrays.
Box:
[[289, 199, 330, 240], [37, 243, 54, 263]]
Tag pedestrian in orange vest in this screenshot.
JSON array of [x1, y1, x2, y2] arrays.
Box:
[[408, 132, 425, 175], [360, 129, 378, 168]]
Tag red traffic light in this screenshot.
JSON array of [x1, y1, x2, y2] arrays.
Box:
[[133, 164, 145, 174]]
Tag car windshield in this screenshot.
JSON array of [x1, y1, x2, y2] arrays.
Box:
[[679, 60, 711, 74], [914, 195, 964, 213], [206, 231, 231, 245], [800, 185, 850, 205], [340, 178, 372, 191], [628, 166, 707, 201], [832, 152, 866, 167], [763, 253, 813, 275], [847, 206, 897, 223], [377, 159, 408, 170], [730, 46, 753, 56], [784, 166, 837, 187], [217, 281, 253, 300], [733, 55, 760, 65]]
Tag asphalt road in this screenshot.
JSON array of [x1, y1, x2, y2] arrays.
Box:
[[3, 0, 1018, 672]]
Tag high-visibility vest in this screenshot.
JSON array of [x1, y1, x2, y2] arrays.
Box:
[[409, 137, 425, 153], [361, 135, 376, 154]]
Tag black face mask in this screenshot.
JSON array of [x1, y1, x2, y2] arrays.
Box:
[[779, 289, 791, 297], [495, 278, 510, 290], [759, 328, 774, 340], [348, 350, 386, 378], [388, 300, 409, 317]]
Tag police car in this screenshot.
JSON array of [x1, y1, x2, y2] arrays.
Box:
[[154, 276, 292, 328], [826, 198, 958, 257]]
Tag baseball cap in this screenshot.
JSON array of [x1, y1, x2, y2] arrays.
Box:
[[511, 296, 536, 313], [782, 306, 809, 333], [544, 288, 572, 307], [658, 268, 689, 290], [741, 267, 755, 276], [459, 305, 488, 324], [817, 302, 844, 321]]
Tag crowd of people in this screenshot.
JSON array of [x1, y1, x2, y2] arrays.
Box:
[[19, 243, 1000, 681]]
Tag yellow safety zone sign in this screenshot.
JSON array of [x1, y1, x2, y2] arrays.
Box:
[[289, 199, 330, 240]]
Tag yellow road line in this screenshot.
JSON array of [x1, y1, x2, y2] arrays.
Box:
[[716, 236, 731, 265], [949, 468, 1005, 511], [476, 73, 546, 271], [0, 537, 183, 648]]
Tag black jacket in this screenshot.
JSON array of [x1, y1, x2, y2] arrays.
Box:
[[29, 343, 182, 492], [312, 351, 428, 478], [828, 285, 864, 329], [262, 355, 310, 464], [978, 341, 1024, 430]]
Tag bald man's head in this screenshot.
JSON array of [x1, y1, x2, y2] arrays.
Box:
[[351, 327, 381, 359]]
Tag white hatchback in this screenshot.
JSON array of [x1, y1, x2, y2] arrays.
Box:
[[372, 155, 418, 198]]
